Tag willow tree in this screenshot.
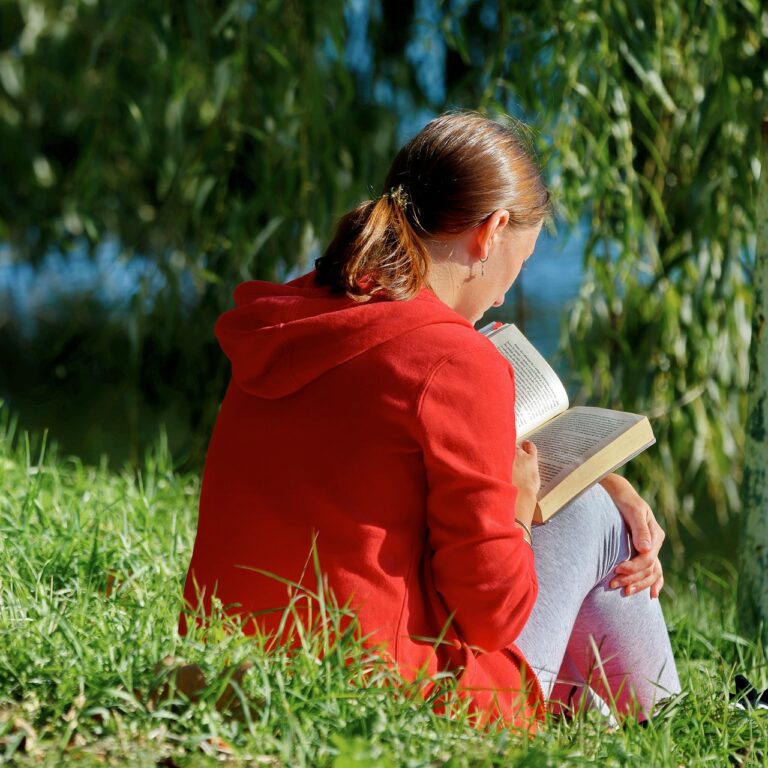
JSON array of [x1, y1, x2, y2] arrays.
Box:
[[0, 0, 408, 461], [430, 1, 765, 559], [1, 0, 766, 556], [738, 118, 768, 642]]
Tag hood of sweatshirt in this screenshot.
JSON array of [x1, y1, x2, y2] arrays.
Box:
[[214, 270, 474, 399]]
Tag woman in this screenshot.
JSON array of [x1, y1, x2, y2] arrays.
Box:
[[180, 111, 680, 728]]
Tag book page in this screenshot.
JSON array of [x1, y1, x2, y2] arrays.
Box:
[[487, 324, 569, 436], [526, 406, 644, 496]]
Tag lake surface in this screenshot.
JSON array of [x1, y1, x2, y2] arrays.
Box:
[[0, 231, 586, 464], [0, 227, 585, 354]]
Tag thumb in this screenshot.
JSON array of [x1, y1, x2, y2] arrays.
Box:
[[630, 513, 653, 552]]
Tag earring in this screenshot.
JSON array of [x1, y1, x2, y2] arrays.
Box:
[[479, 255, 489, 276]]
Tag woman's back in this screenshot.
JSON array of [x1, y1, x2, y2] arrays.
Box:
[[181, 269, 542, 723]]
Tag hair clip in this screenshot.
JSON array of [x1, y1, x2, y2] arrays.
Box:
[[386, 184, 409, 211]]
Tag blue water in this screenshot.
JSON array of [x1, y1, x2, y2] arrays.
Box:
[[0, 240, 160, 338], [0, 239, 198, 339], [0, 0, 589, 365], [499, 224, 586, 362], [0, 228, 585, 357], [0, 0, 586, 372]]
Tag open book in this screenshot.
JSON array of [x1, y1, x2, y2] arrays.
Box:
[[483, 323, 655, 523]]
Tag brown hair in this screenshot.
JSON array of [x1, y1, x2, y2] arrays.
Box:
[[314, 110, 550, 301]]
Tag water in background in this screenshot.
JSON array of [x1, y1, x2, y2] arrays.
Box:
[[0, 239, 196, 338], [0, 0, 591, 460], [0, 228, 585, 348], [0, 229, 585, 462], [492, 224, 586, 367]]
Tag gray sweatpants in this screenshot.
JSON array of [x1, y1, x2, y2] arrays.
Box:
[[515, 483, 681, 721]]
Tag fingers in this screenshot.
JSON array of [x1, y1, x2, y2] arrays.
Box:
[[514, 440, 541, 496], [629, 504, 666, 554], [628, 507, 666, 562], [622, 568, 662, 596], [610, 561, 664, 597], [611, 563, 655, 588], [614, 552, 655, 575], [628, 508, 653, 553]]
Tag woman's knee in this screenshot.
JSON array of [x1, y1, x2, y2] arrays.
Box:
[[538, 484, 631, 571], [586, 483, 627, 533], [543, 484, 622, 533]]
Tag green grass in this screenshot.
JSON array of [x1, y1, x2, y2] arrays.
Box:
[[1, 405, 767, 767]]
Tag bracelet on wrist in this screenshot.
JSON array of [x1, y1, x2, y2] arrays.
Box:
[[514, 518, 533, 547]]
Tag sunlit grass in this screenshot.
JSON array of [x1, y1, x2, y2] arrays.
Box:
[[1, 404, 766, 766]]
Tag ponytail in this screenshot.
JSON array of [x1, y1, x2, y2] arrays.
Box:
[[316, 111, 549, 302], [314, 187, 431, 302]]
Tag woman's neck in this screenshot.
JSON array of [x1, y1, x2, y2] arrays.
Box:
[[423, 235, 473, 314]]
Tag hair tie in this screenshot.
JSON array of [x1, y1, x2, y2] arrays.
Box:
[[386, 184, 409, 211]]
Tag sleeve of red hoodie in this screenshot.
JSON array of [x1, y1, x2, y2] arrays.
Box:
[[415, 342, 538, 653]]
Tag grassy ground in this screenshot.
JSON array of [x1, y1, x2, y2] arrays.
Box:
[[1, 406, 767, 767]]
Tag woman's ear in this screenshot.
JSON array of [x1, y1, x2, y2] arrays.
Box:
[[474, 209, 510, 260]]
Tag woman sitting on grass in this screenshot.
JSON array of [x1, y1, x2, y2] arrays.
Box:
[[180, 110, 681, 728]]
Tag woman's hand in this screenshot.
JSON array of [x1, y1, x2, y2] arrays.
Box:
[[599, 473, 666, 599], [512, 440, 540, 526]]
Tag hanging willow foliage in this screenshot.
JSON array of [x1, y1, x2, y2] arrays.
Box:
[[0, 0, 408, 461], [434, 1, 764, 560], [1, 1, 765, 560]]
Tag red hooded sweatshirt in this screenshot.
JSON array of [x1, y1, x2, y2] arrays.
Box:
[[180, 270, 543, 727]]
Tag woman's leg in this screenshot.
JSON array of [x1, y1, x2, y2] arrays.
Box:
[[514, 483, 681, 719]]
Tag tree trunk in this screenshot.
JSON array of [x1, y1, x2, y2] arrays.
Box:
[[738, 117, 768, 643]]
